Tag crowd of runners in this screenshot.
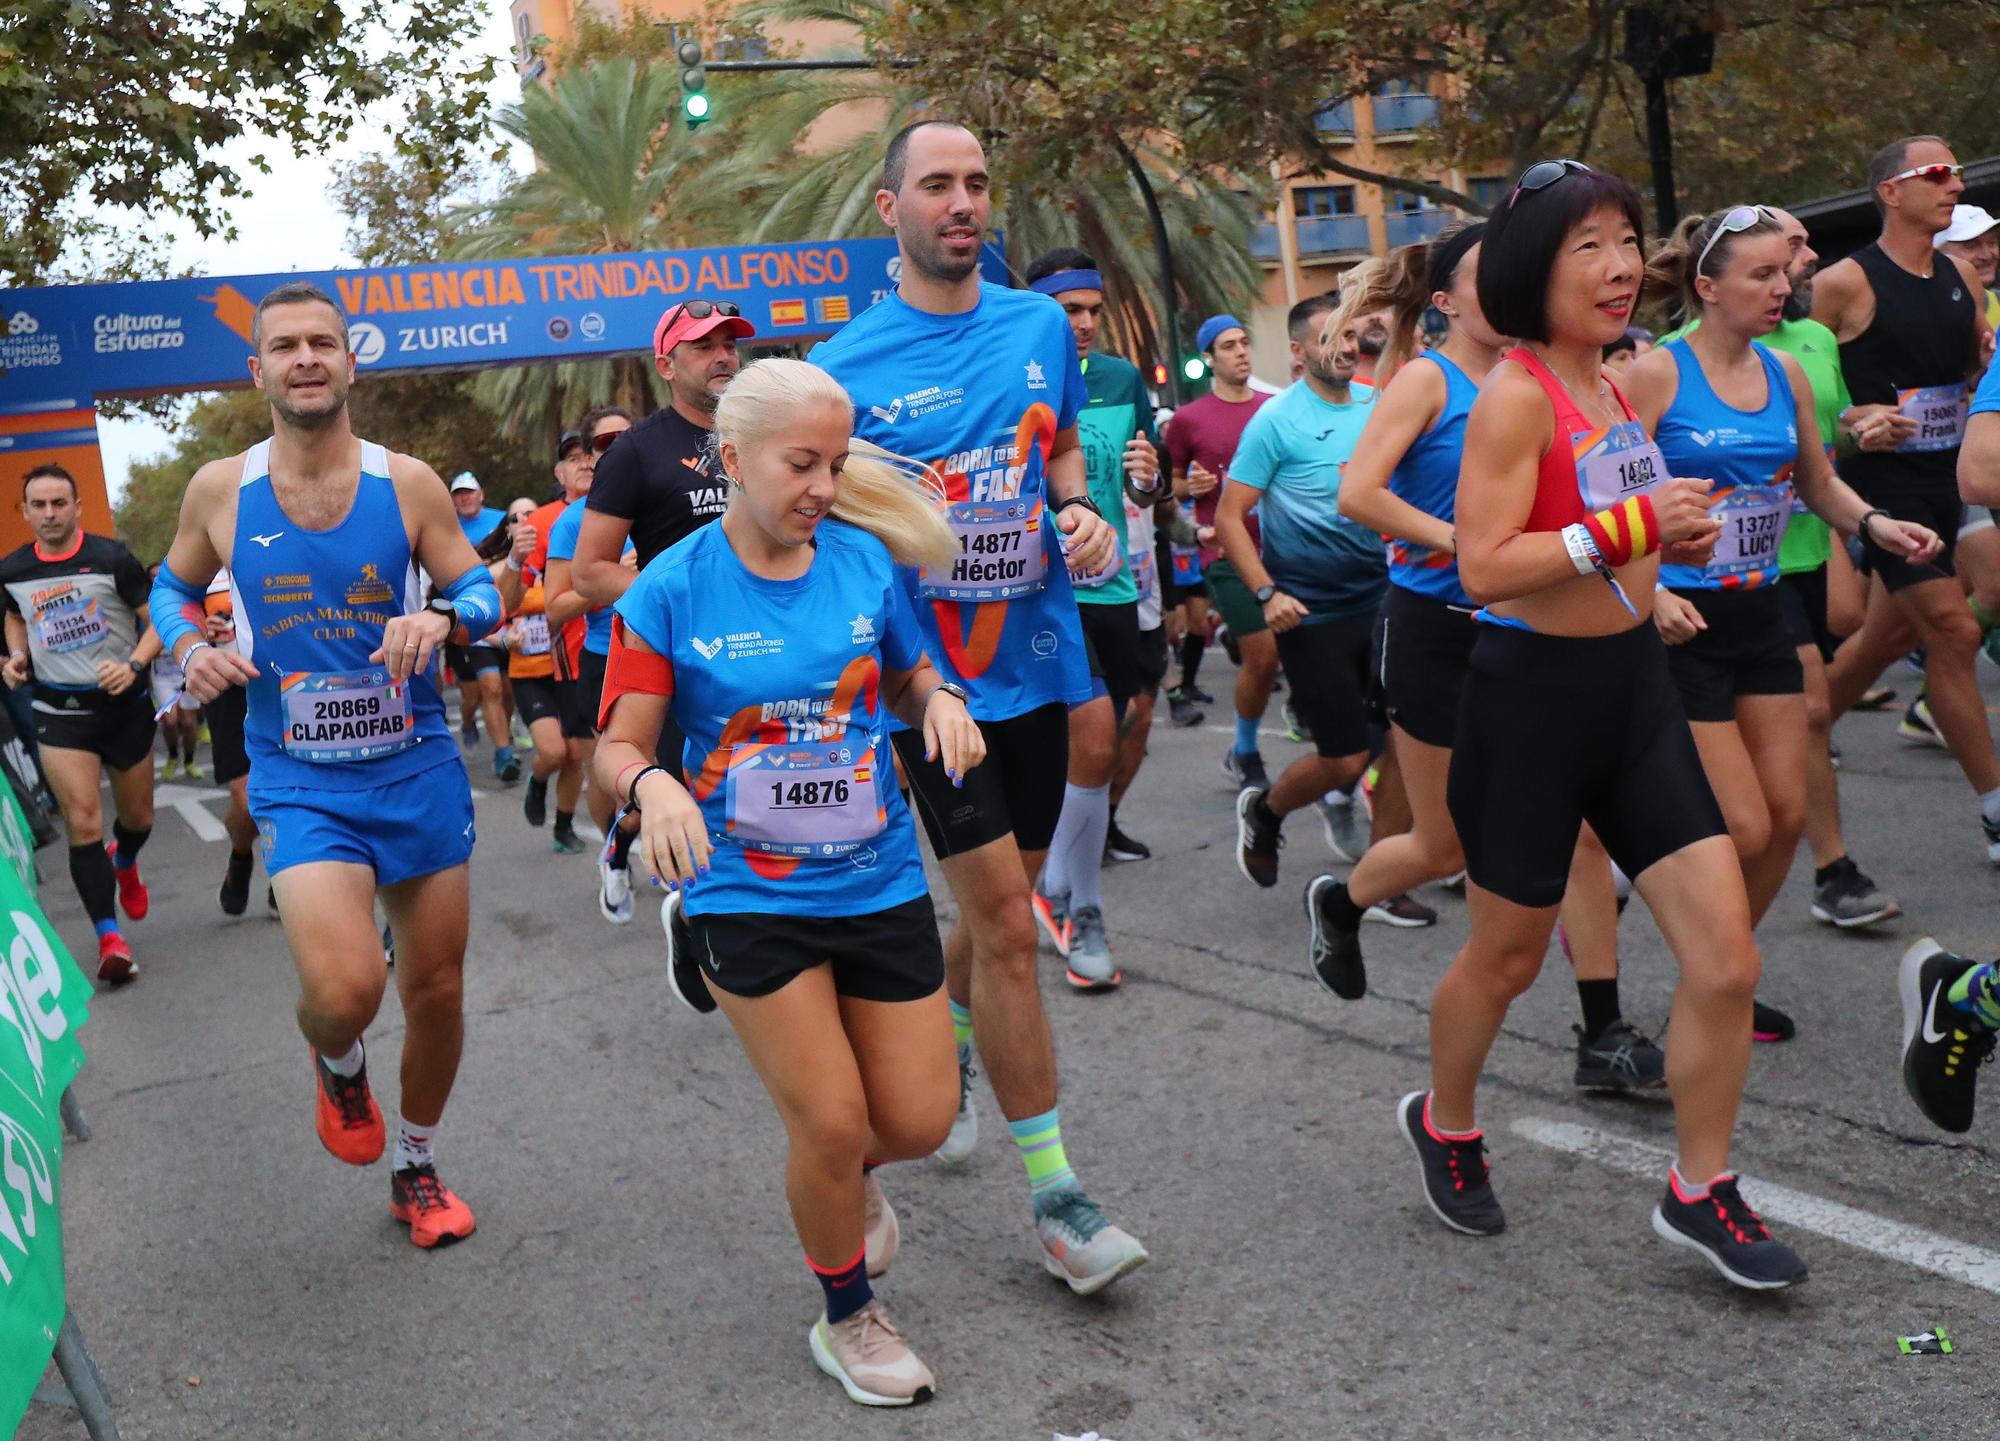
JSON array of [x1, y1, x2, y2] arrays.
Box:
[[11, 123, 2000, 1406]]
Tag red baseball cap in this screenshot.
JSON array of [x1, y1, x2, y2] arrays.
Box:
[[653, 300, 757, 359]]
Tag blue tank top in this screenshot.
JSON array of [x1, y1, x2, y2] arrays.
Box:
[[1386, 352, 1476, 605], [1656, 339, 1799, 592], [230, 437, 455, 791]]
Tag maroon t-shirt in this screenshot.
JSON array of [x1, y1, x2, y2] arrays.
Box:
[[1163, 389, 1273, 563]]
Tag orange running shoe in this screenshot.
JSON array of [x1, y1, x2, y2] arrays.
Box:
[[106, 844, 149, 921], [312, 1050, 385, 1165], [390, 1164, 477, 1248], [95, 931, 136, 986]]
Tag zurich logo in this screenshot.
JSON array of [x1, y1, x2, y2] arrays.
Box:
[[348, 322, 387, 365]]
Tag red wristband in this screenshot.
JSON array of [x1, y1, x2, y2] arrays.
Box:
[[1581, 493, 1658, 567]]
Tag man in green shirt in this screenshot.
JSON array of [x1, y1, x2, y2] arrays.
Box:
[[1023, 248, 1165, 988]]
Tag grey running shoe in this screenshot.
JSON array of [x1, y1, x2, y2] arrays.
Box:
[[1034, 1191, 1150, 1295], [1809, 857, 1900, 929], [1031, 882, 1071, 957], [862, 1171, 899, 1278], [1364, 893, 1436, 927], [1573, 1019, 1667, 1092], [1315, 789, 1370, 863], [1221, 745, 1269, 791], [810, 1301, 935, 1407], [1167, 693, 1206, 728], [1064, 906, 1120, 990], [936, 1045, 979, 1164]]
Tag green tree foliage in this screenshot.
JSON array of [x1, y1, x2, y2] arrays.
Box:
[[0, 0, 499, 286]]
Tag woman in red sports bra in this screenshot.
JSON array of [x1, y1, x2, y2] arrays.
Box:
[[1394, 160, 1809, 1292]]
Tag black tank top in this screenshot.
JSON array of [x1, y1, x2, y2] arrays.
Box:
[[1838, 242, 1977, 495]]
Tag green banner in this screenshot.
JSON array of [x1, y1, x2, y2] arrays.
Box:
[[0, 787, 91, 1433]]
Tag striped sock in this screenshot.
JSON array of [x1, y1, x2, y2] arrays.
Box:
[[1008, 1106, 1076, 1210], [1948, 961, 2000, 1029], [949, 999, 973, 1052]]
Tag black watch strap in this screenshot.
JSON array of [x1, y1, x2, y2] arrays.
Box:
[[1254, 584, 1277, 604], [1052, 494, 1100, 517]]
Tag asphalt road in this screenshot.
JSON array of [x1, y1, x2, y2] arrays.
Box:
[[20, 661, 2000, 1441]]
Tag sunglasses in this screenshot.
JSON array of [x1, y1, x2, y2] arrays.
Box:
[[590, 429, 623, 454], [1509, 159, 1591, 209], [1696, 204, 1779, 274], [663, 300, 742, 325], [1887, 162, 1963, 186]]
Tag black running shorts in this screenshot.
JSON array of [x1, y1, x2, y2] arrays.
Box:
[[512, 675, 561, 729], [1776, 564, 1835, 661], [1662, 587, 1805, 723], [1134, 625, 1169, 695], [1856, 486, 1959, 592], [1274, 611, 1375, 759], [1079, 599, 1144, 716], [894, 701, 1068, 857], [206, 684, 250, 785], [688, 894, 943, 1003], [1447, 621, 1727, 909], [32, 686, 155, 773], [1378, 586, 1478, 749]]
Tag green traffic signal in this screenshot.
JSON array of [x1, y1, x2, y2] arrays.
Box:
[[685, 92, 711, 120], [677, 38, 710, 127], [1181, 355, 1207, 382]]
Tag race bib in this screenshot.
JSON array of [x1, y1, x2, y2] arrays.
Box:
[[516, 613, 551, 656], [34, 595, 105, 655], [919, 501, 1048, 601], [1709, 487, 1790, 578], [723, 738, 883, 856], [280, 669, 416, 763], [1127, 537, 1158, 604], [1575, 421, 1667, 512], [1170, 543, 1203, 587], [1897, 384, 1968, 453]]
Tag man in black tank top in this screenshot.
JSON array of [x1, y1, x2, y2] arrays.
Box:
[[1816, 135, 2000, 864]]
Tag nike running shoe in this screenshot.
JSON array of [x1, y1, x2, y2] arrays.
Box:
[[660, 887, 716, 1015], [1905, 646, 1928, 676], [1898, 937, 1996, 1133], [182, 760, 205, 781], [219, 850, 254, 917], [95, 931, 136, 987], [810, 1301, 935, 1407], [313, 1050, 384, 1166], [1899, 696, 1946, 747], [1034, 1191, 1150, 1295], [1808, 857, 1899, 929], [1752, 999, 1796, 1043], [1166, 694, 1206, 729], [105, 844, 148, 920], [522, 776, 548, 828], [1573, 1020, 1667, 1092], [1031, 882, 1071, 958], [1304, 874, 1365, 1000], [1103, 821, 1151, 862], [598, 859, 634, 925], [936, 1045, 978, 1165], [551, 829, 587, 855], [863, 1171, 899, 1278], [1064, 906, 1119, 990], [1651, 1174, 1806, 1290], [1364, 893, 1436, 927], [389, 1163, 477, 1248], [1314, 788, 1370, 864], [1397, 1090, 1504, 1236], [1235, 787, 1282, 888]]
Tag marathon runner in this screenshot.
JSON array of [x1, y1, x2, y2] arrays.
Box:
[[1409, 161, 1807, 1289], [1107, 476, 1171, 858], [596, 356, 979, 1407], [1936, 203, 2000, 334], [1022, 246, 1165, 987], [446, 470, 520, 783], [1162, 314, 1274, 787], [144, 579, 203, 782], [201, 566, 269, 916], [150, 280, 504, 1248], [1815, 137, 1998, 863], [813, 119, 1148, 1293], [0, 462, 161, 983]]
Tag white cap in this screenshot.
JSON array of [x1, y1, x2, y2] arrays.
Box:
[[1935, 204, 1999, 248], [448, 471, 481, 493]]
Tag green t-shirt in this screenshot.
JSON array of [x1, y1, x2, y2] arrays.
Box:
[[1655, 316, 1848, 574], [1072, 352, 1159, 607]]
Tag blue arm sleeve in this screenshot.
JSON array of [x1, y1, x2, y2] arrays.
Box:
[[438, 564, 504, 642], [148, 559, 208, 657]]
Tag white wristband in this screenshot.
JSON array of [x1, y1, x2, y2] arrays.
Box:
[[1561, 523, 1598, 576]]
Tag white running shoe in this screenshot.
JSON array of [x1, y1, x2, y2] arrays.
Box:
[[935, 1045, 979, 1165], [597, 860, 634, 925], [1034, 1190, 1150, 1295], [810, 1302, 935, 1407]]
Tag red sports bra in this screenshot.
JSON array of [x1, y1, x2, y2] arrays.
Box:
[[1507, 347, 1667, 534]]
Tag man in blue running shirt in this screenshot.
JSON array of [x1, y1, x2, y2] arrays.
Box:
[[150, 282, 504, 1250], [813, 119, 1150, 1296]]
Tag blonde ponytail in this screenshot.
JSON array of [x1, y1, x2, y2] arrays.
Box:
[[712, 357, 956, 570]]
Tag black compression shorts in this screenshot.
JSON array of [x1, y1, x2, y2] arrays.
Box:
[[894, 702, 1068, 857], [1378, 586, 1478, 749], [687, 895, 943, 1003], [1662, 587, 1805, 723]]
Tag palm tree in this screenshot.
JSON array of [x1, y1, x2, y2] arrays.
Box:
[[451, 57, 737, 438]]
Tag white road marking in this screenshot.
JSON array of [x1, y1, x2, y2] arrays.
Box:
[[1512, 1117, 2000, 1295], [152, 783, 229, 844]]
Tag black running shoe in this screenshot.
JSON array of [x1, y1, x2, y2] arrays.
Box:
[[1397, 1091, 1504, 1236], [1651, 1175, 1806, 1290], [662, 889, 717, 1015], [1898, 938, 1995, 1133], [219, 850, 253, 917], [1752, 999, 1795, 1043], [1184, 684, 1215, 705], [1573, 1019, 1666, 1091], [382, 920, 395, 968], [523, 776, 548, 828], [1104, 821, 1151, 863], [1235, 787, 1281, 888], [1166, 694, 1205, 729], [1304, 874, 1365, 999]]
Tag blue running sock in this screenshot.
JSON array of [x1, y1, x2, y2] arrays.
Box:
[[1948, 961, 2000, 1029], [1233, 713, 1261, 758], [92, 917, 119, 940], [808, 1244, 873, 1324]]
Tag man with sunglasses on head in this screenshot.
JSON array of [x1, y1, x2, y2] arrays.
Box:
[[1815, 137, 2000, 865]]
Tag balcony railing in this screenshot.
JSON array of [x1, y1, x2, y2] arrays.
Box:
[[1384, 210, 1451, 248], [1371, 91, 1438, 134], [1312, 101, 1355, 136], [1251, 214, 1373, 261]]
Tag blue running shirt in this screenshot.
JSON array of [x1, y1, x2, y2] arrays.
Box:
[[1656, 339, 1800, 592], [546, 499, 632, 655], [813, 283, 1092, 722], [1386, 352, 1476, 606], [614, 520, 931, 918]]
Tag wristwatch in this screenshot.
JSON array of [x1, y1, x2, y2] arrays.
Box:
[[1052, 494, 1101, 518], [930, 680, 970, 706], [426, 597, 459, 624], [126, 658, 145, 676], [1253, 584, 1277, 605]]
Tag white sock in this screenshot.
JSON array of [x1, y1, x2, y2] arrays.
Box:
[[321, 1040, 364, 1078], [394, 1116, 437, 1172], [1979, 785, 2000, 827]]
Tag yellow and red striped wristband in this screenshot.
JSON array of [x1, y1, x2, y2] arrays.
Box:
[[1580, 494, 1659, 568]]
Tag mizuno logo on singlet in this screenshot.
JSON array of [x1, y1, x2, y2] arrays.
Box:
[[249, 532, 285, 547]]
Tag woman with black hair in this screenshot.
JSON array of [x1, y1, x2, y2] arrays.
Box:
[[1399, 161, 1809, 1291]]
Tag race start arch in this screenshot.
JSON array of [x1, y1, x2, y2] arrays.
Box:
[[0, 237, 1009, 552]]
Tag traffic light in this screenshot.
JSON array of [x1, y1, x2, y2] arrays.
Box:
[[1152, 362, 1169, 388], [1181, 354, 1207, 383], [677, 39, 710, 126]]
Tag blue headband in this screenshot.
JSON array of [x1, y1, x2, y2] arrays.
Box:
[[1029, 268, 1104, 296], [1196, 314, 1245, 354]]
